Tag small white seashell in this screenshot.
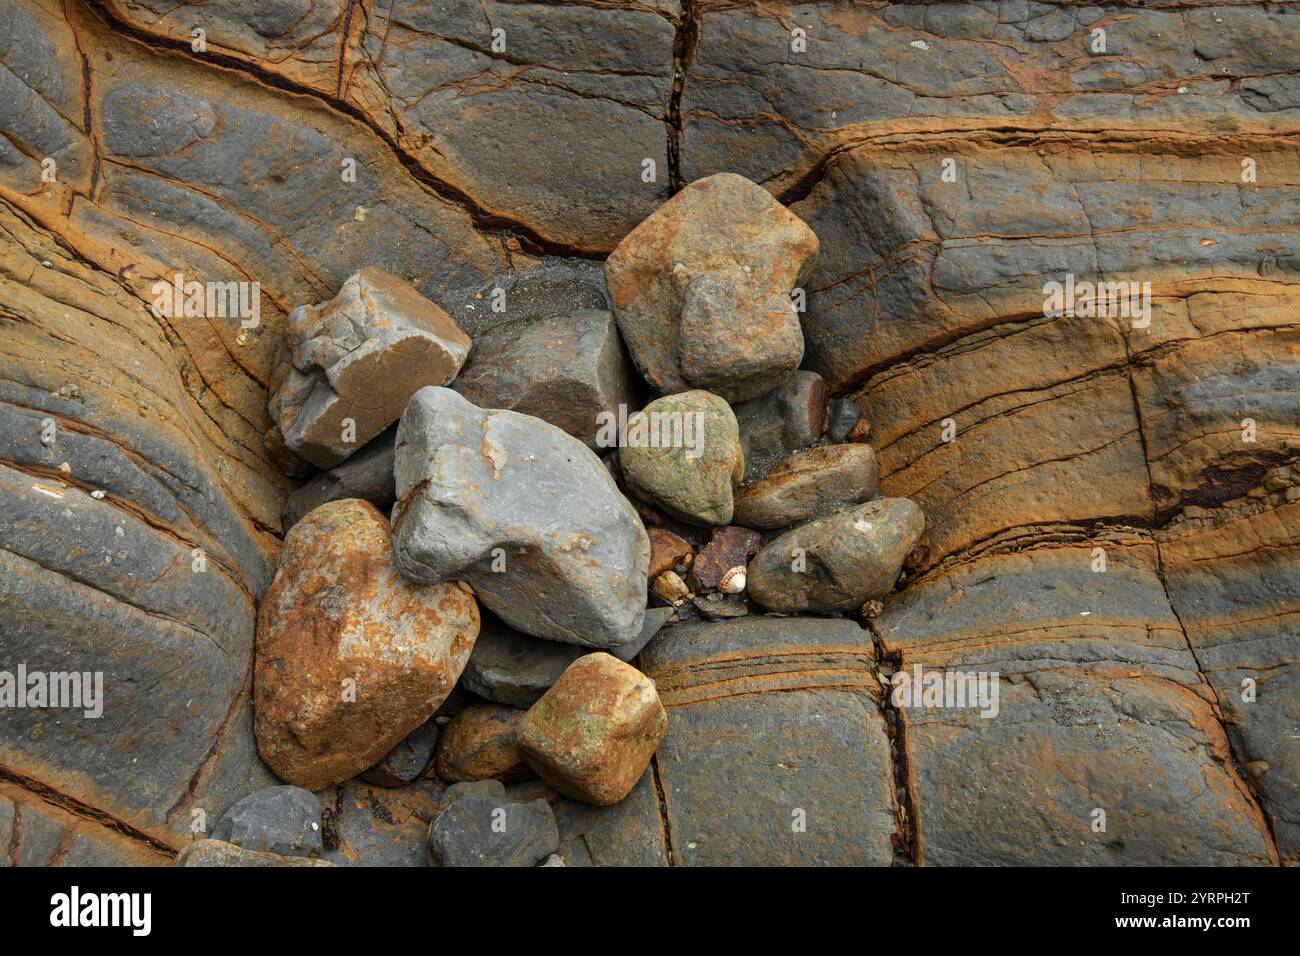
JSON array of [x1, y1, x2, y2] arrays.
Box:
[[720, 566, 747, 594]]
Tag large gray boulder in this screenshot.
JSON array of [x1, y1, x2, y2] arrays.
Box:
[[392, 387, 650, 648]]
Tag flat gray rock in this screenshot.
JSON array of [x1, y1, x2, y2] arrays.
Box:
[[428, 782, 559, 867], [392, 387, 649, 648], [210, 785, 323, 858], [463, 608, 674, 707], [178, 839, 336, 867]]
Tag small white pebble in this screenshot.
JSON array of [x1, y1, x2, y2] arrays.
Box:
[[91, 489, 106, 499]]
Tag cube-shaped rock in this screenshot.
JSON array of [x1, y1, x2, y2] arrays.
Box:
[[516, 654, 668, 805], [269, 267, 471, 468]]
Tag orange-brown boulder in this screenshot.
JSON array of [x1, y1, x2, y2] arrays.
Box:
[[254, 499, 479, 790]]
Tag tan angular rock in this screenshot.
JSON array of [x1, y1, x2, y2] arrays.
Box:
[[269, 267, 471, 468], [516, 653, 668, 806], [647, 527, 693, 579], [605, 173, 819, 401], [651, 569, 691, 605], [254, 499, 479, 790], [434, 702, 533, 784]]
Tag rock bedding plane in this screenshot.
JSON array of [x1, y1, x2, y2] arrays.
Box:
[[0, 0, 1293, 870]]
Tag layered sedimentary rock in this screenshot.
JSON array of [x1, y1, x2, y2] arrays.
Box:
[[1, 0, 1296, 866], [873, 538, 1278, 865]]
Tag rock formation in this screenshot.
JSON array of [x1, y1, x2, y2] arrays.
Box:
[[0, 0, 1293, 870]]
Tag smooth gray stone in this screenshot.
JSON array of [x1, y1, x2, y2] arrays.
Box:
[[453, 309, 641, 448], [392, 387, 649, 648], [824, 399, 861, 443], [462, 607, 674, 707], [282, 429, 396, 530], [211, 785, 323, 858], [360, 718, 440, 788]]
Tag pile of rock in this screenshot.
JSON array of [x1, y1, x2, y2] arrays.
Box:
[[208, 173, 923, 866]]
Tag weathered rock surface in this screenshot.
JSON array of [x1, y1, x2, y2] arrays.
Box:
[[688, 526, 761, 594], [178, 839, 337, 868], [748, 499, 925, 613], [734, 372, 828, 481], [0, 782, 171, 866], [255, 499, 479, 790], [360, 719, 441, 789], [282, 430, 396, 531], [461, 609, 672, 708], [428, 780, 559, 867], [639, 617, 896, 865], [320, 780, 445, 867], [874, 540, 1278, 865], [3, 0, 1296, 867], [516, 654, 668, 806], [210, 785, 323, 858], [270, 267, 471, 469], [445, 261, 612, 339], [453, 309, 641, 448], [733, 444, 879, 531], [605, 173, 819, 400], [393, 386, 649, 648], [619, 390, 745, 526], [435, 703, 532, 784]]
